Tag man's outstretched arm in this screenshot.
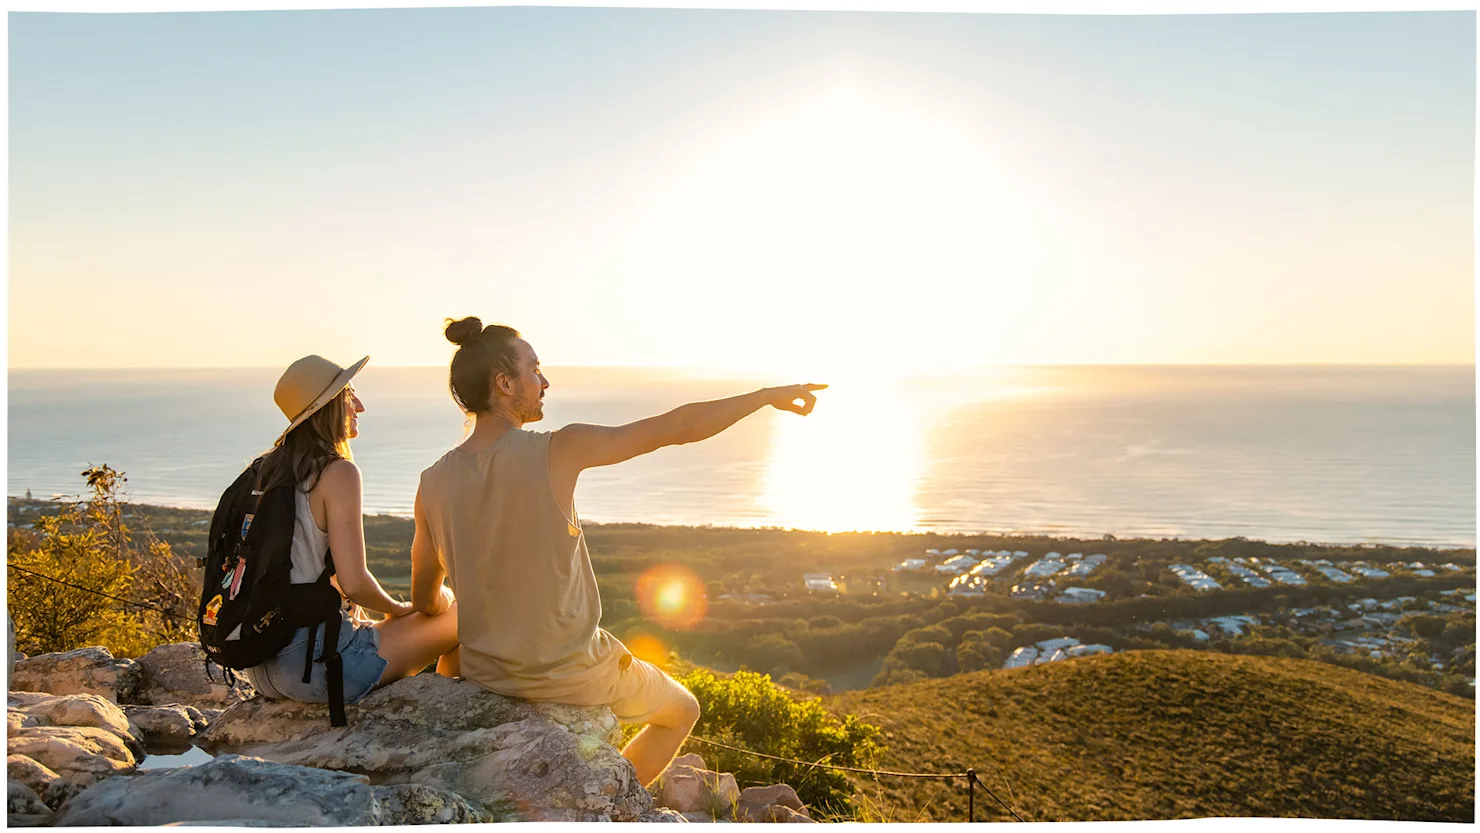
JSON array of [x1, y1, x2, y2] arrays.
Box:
[[551, 384, 827, 473]]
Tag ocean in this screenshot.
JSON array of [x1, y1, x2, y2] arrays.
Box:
[[7, 365, 1475, 547]]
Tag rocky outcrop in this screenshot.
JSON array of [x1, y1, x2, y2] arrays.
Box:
[[198, 673, 652, 822], [55, 755, 382, 827], [132, 643, 255, 709], [10, 644, 251, 711], [123, 705, 208, 748], [8, 780, 53, 826], [9, 644, 813, 826], [9, 649, 140, 705], [371, 783, 486, 824]]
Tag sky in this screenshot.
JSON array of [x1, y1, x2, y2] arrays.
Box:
[[7, 5, 1476, 373]]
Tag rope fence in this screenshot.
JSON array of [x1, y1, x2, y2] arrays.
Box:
[[686, 734, 1026, 822], [7, 563, 195, 623]]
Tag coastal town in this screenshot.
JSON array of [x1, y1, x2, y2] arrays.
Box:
[[793, 542, 1476, 682]]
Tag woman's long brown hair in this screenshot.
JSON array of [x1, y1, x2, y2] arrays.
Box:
[[253, 386, 355, 493]]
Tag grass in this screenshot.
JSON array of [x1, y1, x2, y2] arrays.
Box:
[[827, 650, 1475, 822]]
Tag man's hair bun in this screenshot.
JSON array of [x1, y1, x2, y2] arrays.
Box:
[[444, 317, 484, 346]]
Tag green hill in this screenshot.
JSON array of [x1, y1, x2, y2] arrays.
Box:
[[827, 650, 1474, 822]]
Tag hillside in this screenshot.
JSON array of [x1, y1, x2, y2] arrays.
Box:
[[827, 650, 1474, 822]]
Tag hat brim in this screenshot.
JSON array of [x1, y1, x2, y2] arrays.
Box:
[[275, 355, 370, 443]]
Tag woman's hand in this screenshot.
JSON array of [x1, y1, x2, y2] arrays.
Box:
[[387, 600, 416, 618]]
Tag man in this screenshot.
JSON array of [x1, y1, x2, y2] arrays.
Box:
[[409, 316, 825, 785]]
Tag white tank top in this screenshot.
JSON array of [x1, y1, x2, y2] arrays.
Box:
[[290, 481, 332, 583]]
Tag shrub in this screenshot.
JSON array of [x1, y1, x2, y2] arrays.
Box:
[[678, 667, 884, 816], [8, 466, 196, 657]]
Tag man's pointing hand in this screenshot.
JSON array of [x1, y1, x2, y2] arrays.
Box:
[[768, 384, 828, 416]]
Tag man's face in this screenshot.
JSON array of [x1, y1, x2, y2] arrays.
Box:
[[501, 339, 549, 423]]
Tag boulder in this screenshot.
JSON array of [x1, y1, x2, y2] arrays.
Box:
[[10, 648, 141, 704], [7, 754, 78, 810], [198, 674, 652, 822], [133, 643, 256, 708], [738, 783, 804, 811], [754, 805, 816, 823], [735, 782, 812, 822], [372, 783, 486, 824], [7, 779, 53, 826], [657, 763, 741, 818], [6, 726, 137, 787], [640, 807, 691, 822], [54, 755, 382, 827], [11, 693, 136, 747], [124, 705, 199, 747], [671, 752, 707, 770]]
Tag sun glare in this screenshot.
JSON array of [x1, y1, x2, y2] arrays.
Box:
[[760, 378, 926, 533], [643, 77, 1048, 375]]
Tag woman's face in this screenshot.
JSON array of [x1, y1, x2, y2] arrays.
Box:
[[345, 387, 366, 439]]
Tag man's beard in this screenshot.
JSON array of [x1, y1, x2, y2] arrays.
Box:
[[516, 384, 544, 422]]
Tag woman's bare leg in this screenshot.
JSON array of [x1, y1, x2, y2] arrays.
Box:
[[371, 601, 459, 685], [436, 646, 461, 678]]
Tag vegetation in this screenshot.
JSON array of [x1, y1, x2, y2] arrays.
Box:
[[670, 664, 883, 817], [8, 467, 198, 657], [829, 650, 1475, 822]]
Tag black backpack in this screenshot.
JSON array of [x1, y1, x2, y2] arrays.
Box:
[[198, 463, 349, 727]]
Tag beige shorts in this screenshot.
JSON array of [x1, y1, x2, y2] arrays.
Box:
[[608, 656, 696, 725]]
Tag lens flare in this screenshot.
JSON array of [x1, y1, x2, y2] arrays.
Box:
[[625, 633, 671, 669], [636, 564, 709, 630]]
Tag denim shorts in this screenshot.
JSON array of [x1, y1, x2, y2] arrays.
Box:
[[241, 613, 389, 705]]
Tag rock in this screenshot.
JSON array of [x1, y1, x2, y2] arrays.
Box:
[[757, 805, 816, 823], [15, 694, 135, 746], [55, 755, 382, 827], [8, 708, 35, 734], [640, 807, 691, 822], [199, 674, 652, 822], [7, 725, 137, 786], [738, 783, 804, 811], [8, 779, 49, 815], [670, 752, 707, 770], [9, 756, 62, 808], [10, 648, 141, 704], [682, 810, 729, 822], [657, 764, 741, 818], [133, 643, 256, 708], [373, 783, 486, 824], [8, 755, 81, 811], [159, 821, 281, 827], [124, 705, 198, 747]]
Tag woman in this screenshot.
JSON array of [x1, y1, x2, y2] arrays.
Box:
[[240, 354, 459, 704]]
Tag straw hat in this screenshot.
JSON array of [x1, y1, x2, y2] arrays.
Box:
[[274, 354, 369, 439]]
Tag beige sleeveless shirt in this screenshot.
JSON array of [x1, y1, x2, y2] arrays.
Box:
[[418, 428, 629, 704]]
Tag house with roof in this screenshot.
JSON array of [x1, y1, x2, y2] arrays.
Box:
[[803, 574, 839, 594], [1035, 636, 1081, 653], [892, 558, 928, 572], [936, 554, 979, 575], [1056, 587, 1106, 605], [1002, 646, 1038, 669]]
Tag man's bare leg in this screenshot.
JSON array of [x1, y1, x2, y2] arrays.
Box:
[[621, 692, 701, 786]]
